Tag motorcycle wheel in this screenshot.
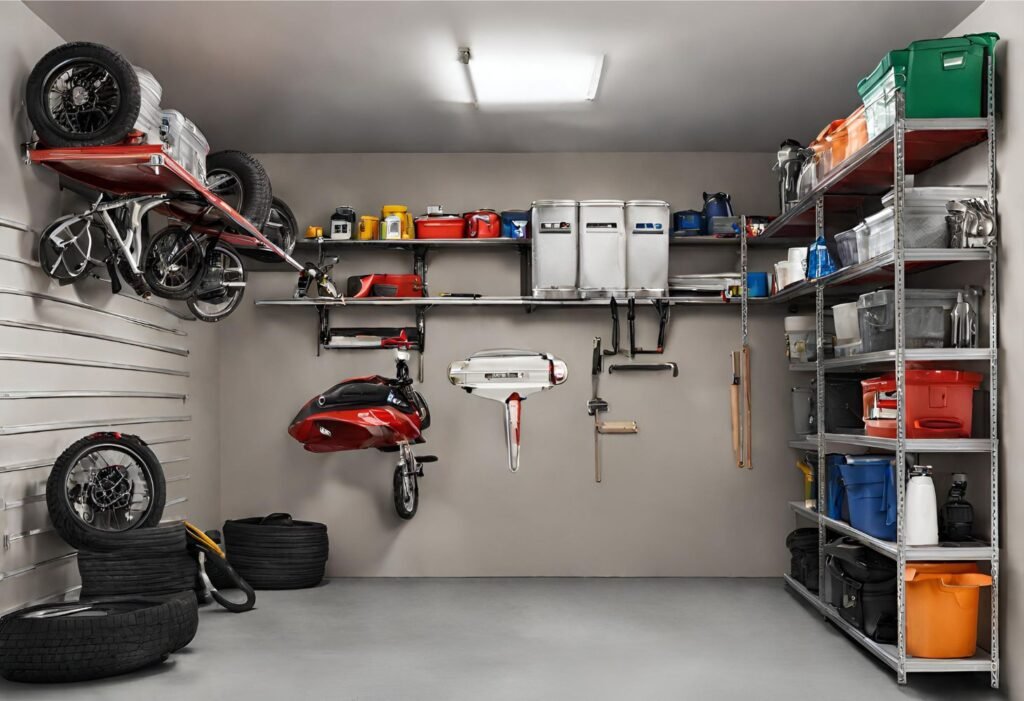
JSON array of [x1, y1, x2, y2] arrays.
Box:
[[393, 462, 418, 521], [37, 215, 96, 284], [238, 197, 298, 263], [45, 433, 166, 551], [186, 242, 246, 323], [206, 150, 272, 231], [25, 42, 141, 148], [142, 226, 206, 300]]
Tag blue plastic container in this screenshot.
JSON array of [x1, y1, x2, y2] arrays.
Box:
[[500, 210, 530, 239], [672, 210, 704, 235], [810, 453, 849, 521], [746, 272, 769, 298], [839, 456, 897, 540]]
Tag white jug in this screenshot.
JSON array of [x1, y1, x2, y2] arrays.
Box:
[[906, 466, 939, 546]]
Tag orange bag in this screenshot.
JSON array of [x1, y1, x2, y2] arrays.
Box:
[[844, 106, 869, 157], [906, 563, 992, 659]]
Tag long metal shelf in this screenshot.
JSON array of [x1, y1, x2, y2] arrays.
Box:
[[761, 118, 988, 240], [784, 574, 992, 674], [255, 295, 744, 308], [297, 238, 529, 251], [822, 433, 992, 453], [769, 248, 991, 303], [788, 501, 992, 562], [822, 348, 995, 371]]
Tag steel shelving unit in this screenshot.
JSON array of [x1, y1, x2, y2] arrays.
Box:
[[780, 59, 999, 687]]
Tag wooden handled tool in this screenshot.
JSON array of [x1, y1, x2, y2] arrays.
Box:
[[730, 351, 741, 466], [743, 345, 753, 470]]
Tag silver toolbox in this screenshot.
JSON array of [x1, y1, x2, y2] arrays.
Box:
[[161, 109, 211, 184], [531, 200, 579, 299], [133, 67, 163, 145], [625, 199, 669, 297], [578, 200, 626, 298]]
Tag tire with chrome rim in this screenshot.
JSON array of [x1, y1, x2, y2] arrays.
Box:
[[186, 241, 247, 322], [239, 196, 298, 263], [0, 598, 181, 683], [205, 150, 272, 231], [142, 225, 206, 299], [25, 42, 141, 148], [46, 433, 166, 551], [393, 446, 419, 520]]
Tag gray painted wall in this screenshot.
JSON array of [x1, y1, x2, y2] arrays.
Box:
[[218, 152, 802, 577], [0, 2, 221, 614], [915, 2, 1023, 692]]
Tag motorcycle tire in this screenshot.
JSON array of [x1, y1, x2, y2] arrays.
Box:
[[206, 150, 272, 231], [393, 463, 418, 521], [66, 522, 186, 555], [78, 550, 197, 598], [25, 42, 142, 148], [238, 197, 298, 263], [142, 226, 207, 299], [76, 591, 199, 653], [0, 598, 177, 683], [186, 242, 246, 323], [221, 515, 328, 590], [46, 433, 166, 551], [36, 215, 96, 284]]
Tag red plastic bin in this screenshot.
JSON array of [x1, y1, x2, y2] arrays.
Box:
[[415, 214, 466, 239], [861, 369, 981, 438]]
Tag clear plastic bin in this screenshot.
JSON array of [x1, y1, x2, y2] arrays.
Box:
[[857, 288, 980, 352], [880, 187, 986, 250], [835, 228, 859, 267]]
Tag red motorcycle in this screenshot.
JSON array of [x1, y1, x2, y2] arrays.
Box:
[[288, 349, 434, 520]]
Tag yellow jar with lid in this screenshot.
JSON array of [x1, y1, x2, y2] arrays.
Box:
[[357, 215, 379, 241], [380, 205, 414, 239]]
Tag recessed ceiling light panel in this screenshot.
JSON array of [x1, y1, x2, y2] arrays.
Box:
[[459, 48, 604, 106]]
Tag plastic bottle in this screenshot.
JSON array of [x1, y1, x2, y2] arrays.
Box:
[[906, 465, 939, 546]]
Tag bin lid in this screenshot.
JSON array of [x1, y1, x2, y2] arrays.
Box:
[[861, 369, 983, 391], [882, 186, 988, 209], [625, 199, 670, 208], [857, 33, 999, 98], [531, 200, 577, 208], [579, 199, 625, 207], [857, 288, 966, 308]]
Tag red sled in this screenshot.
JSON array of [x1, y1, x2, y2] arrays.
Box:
[[346, 274, 424, 298]]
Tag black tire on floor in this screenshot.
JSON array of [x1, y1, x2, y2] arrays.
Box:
[[221, 515, 328, 590], [239, 197, 299, 263], [142, 226, 207, 300], [46, 433, 166, 551], [76, 592, 199, 653], [0, 599, 177, 683], [206, 150, 272, 231], [26, 42, 141, 148], [78, 550, 197, 598], [393, 463, 418, 521]]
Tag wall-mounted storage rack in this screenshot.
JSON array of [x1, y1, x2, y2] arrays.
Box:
[[781, 63, 999, 689]]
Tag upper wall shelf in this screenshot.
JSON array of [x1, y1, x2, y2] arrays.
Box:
[[760, 118, 989, 241]]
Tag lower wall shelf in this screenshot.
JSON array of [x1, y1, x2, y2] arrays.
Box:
[[783, 574, 992, 674]]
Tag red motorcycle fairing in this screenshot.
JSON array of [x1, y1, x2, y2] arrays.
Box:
[[287, 376, 426, 453]]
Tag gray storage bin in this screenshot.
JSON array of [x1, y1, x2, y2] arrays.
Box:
[[835, 228, 859, 267], [857, 288, 980, 352]]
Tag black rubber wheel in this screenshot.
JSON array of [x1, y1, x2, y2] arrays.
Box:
[[76, 592, 199, 653], [239, 197, 298, 263], [78, 550, 197, 598], [68, 522, 186, 555], [0, 598, 176, 683], [221, 515, 328, 590], [206, 150, 272, 231], [393, 463, 418, 521], [36, 215, 96, 284], [46, 433, 166, 551], [26, 42, 141, 148], [142, 226, 206, 300], [186, 242, 246, 323]]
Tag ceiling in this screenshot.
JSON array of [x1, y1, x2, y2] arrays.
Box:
[[27, 1, 980, 154]]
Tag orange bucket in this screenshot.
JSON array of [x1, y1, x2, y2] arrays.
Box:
[[906, 563, 992, 659]]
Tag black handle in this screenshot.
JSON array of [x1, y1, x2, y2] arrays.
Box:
[[592, 337, 602, 376], [201, 550, 257, 613], [607, 363, 679, 377]]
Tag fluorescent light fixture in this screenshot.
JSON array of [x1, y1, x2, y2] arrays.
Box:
[[458, 47, 604, 106]]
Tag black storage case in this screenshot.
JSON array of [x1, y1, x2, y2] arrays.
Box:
[[786, 528, 820, 592], [824, 538, 897, 643], [810, 376, 865, 433]]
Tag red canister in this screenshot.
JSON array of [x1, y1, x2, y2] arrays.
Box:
[[464, 209, 501, 238]]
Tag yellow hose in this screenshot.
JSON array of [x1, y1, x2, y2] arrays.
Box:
[[185, 521, 224, 558]]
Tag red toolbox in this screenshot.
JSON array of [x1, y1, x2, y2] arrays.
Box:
[[415, 213, 466, 239], [464, 209, 501, 238], [346, 274, 424, 298], [861, 369, 982, 438]]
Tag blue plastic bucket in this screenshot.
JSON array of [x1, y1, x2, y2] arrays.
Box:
[[839, 456, 897, 540]]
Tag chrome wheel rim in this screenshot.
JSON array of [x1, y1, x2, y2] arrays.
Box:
[[148, 229, 202, 292], [63, 444, 154, 532], [191, 246, 245, 317], [206, 168, 244, 213]]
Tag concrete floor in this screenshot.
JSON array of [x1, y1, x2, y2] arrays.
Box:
[[0, 578, 1003, 701]]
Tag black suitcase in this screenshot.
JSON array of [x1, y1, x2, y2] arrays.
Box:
[[824, 538, 897, 643], [786, 528, 820, 592]]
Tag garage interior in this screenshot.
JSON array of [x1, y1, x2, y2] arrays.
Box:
[[0, 1, 1022, 698]]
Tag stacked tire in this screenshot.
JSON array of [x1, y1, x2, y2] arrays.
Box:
[[75, 523, 199, 598], [222, 514, 328, 589], [0, 594, 198, 683]]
